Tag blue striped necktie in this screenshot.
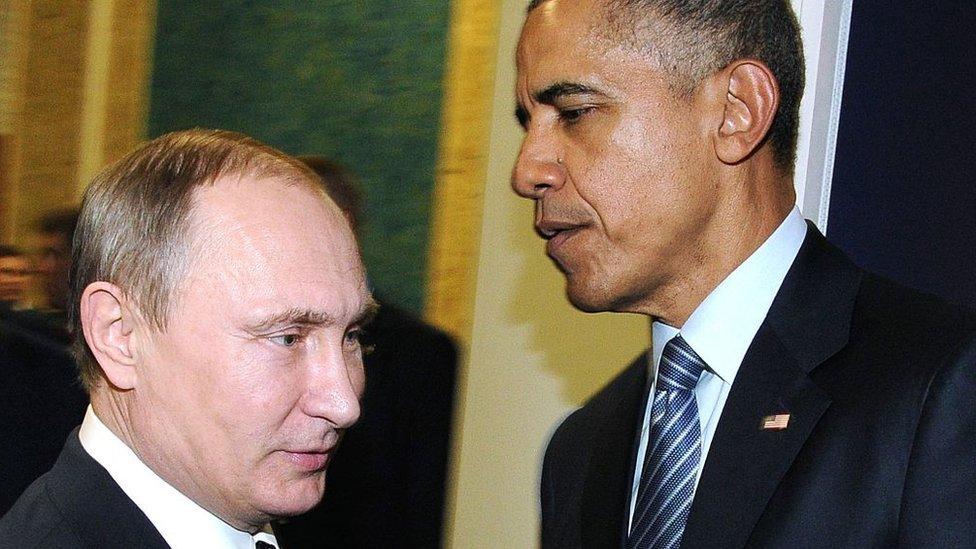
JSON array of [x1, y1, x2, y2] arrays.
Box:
[[627, 334, 705, 549]]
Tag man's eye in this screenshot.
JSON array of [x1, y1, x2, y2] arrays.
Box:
[[270, 333, 300, 347], [345, 329, 364, 345], [346, 329, 375, 355], [558, 106, 593, 124]]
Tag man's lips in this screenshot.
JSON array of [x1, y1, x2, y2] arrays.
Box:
[[537, 219, 585, 256], [281, 448, 334, 472], [546, 228, 582, 257]]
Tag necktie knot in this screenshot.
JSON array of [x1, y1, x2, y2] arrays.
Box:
[[657, 335, 705, 392]]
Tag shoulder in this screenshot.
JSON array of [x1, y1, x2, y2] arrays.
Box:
[[849, 273, 976, 374], [544, 356, 644, 470], [848, 279, 976, 543], [2, 431, 170, 549], [810, 270, 976, 428], [0, 470, 84, 547], [855, 272, 976, 333]]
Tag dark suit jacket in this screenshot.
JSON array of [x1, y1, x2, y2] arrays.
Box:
[[0, 429, 304, 548], [276, 301, 458, 549], [541, 226, 976, 548], [0, 429, 170, 548], [0, 319, 87, 515]]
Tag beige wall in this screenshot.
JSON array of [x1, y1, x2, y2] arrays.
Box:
[[8, 0, 91, 242], [445, 1, 649, 546], [0, 0, 154, 244]]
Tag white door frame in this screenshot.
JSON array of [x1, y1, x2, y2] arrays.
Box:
[[791, 0, 854, 233]]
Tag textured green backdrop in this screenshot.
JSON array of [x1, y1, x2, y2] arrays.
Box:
[[148, 1, 451, 313]]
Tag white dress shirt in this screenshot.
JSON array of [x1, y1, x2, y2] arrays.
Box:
[[627, 207, 807, 528], [79, 406, 280, 549]]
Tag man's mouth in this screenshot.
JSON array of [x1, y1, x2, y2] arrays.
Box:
[[537, 219, 585, 257], [282, 450, 332, 472], [546, 227, 582, 257]]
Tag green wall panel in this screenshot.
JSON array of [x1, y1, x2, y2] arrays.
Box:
[[148, 0, 451, 313]]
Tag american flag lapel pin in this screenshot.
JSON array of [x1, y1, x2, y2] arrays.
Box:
[[761, 413, 791, 431]]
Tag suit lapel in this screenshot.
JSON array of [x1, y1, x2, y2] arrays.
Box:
[[580, 356, 649, 549], [681, 226, 862, 549], [48, 430, 171, 548], [681, 328, 830, 549]]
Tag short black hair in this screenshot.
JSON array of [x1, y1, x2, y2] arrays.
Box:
[[528, 0, 804, 172], [0, 244, 25, 259], [38, 209, 80, 242]]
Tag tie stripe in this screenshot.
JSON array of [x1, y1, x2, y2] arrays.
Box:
[[627, 335, 705, 549]]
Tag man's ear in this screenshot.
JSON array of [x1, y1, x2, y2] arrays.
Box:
[[712, 59, 780, 165], [79, 282, 141, 390]]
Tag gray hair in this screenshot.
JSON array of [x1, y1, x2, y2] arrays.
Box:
[[69, 128, 323, 390]]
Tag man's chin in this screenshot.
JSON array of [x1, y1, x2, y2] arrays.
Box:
[[565, 281, 614, 313], [565, 277, 644, 314], [258, 475, 328, 519]]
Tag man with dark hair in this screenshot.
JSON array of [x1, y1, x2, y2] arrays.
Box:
[[1, 129, 377, 548], [0, 210, 81, 345], [295, 157, 365, 231], [513, 1, 976, 547], [0, 245, 31, 310], [0, 226, 83, 515], [37, 208, 79, 312], [276, 156, 458, 549]]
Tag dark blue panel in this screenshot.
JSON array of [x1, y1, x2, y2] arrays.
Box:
[[828, 2, 976, 310]]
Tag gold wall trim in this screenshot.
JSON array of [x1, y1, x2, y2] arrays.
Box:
[[77, 0, 155, 196], [0, 0, 154, 242], [99, 0, 155, 177], [77, 0, 115, 189], [13, 0, 91, 243], [423, 0, 502, 344]]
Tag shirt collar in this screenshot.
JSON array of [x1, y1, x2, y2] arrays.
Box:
[[652, 207, 807, 383], [79, 406, 278, 549]]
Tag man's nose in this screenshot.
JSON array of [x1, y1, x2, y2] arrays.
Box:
[[302, 350, 363, 429], [511, 131, 565, 199]]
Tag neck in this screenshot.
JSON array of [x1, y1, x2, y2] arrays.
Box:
[[637, 169, 795, 327], [90, 388, 265, 534], [90, 387, 140, 452]]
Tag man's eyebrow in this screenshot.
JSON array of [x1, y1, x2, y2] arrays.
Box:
[[534, 81, 602, 105], [357, 297, 380, 327], [249, 308, 338, 332], [248, 296, 378, 333]]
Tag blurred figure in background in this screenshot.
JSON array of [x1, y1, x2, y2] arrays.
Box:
[[36, 209, 79, 312], [0, 210, 81, 346], [0, 214, 83, 516], [276, 157, 459, 549], [0, 245, 31, 311]]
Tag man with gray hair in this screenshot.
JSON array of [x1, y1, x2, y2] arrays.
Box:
[[513, 1, 976, 547], [0, 129, 376, 548]]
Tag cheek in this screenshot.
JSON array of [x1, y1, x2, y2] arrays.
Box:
[[228, 346, 305, 413]]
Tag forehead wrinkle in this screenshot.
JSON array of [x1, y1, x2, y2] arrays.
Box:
[[519, 2, 649, 98]]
